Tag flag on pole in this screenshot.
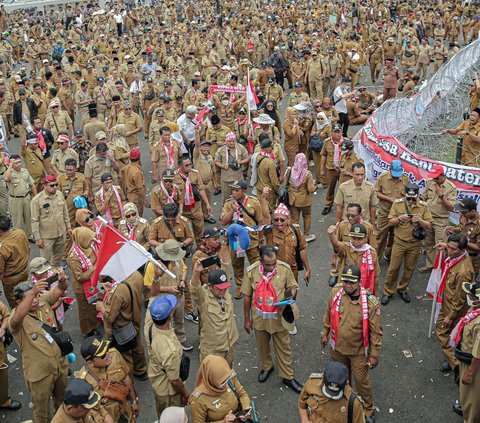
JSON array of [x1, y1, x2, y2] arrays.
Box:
[[245, 71, 259, 111]]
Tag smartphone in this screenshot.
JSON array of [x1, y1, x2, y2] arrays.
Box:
[[45, 274, 59, 285], [200, 255, 220, 268]]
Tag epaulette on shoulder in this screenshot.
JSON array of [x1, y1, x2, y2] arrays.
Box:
[[393, 198, 403, 203], [247, 261, 260, 272], [368, 294, 380, 307], [139, 217, 147, 224], [277, 260, 291, 269], [153, 216, 163, 223], [191, 389, 202, 398], [309, 372, 323, 379], [419, 200, 428, 206], [119, 219, 126, 225], [180, 216, 188, 222]]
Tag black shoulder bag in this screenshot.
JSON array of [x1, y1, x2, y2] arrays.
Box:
[[237, 200, 258, 225], [403, 199, 426, 240], [164, 219, 193, 257], [290, 224, 305, 271], [278, 168, 291, 207], [31, 315, 74, 356], [347, 392, 357, 423], [111, 282, 138, 353]]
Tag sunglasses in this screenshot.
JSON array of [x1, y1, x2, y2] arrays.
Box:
[[124, 108, 132, 110], [274, 217, 286, 222], [406, 197, 417, 201], [346, 213, 359, 218], [47, 183, 58, 187], [315, 105, 322, 108], [126, 213, 137, 218], [51, 105, 59, 108]]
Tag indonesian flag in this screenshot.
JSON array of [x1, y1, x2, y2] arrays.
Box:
[[91, 224, 151, 286], [246, 71, 259, 111], [426, 249, 445, 322], [246, 39, 255, 53]]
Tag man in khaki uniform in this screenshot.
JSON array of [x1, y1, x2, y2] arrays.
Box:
[[420, 165, 457, 272], [0, 215, 30, 308], [242, 246, 303, 393], [151, 126, 182, 182], [264, 77, 284, 106], [375, 160, 409, 259], [117, 100, 142, 148], [74, 80, 93, 129], [417, 38, 433, 81], [121, 148, 148, 217], [94, 173, 126, 228], [321, 265, 382, 423], [288, 81, 309, 107], [58, 78, 75, 120], [147, 295, 189, 417], [149, 108, 172, 148], [338, 141, 364, 185], [8, 278, 69, 423], [191, 263, 239, 367], [307, 50, 325, 100], [44, 98, 74, 141], [174, 156, 210, 245], [433, 39, 448, 73], [367, 39, 384, 84], [254, 139, 279, 211], [84, 143, 120, 201], [323, 48, 342, 98], [51, 133, 79, 175], [320, 125, 343, 215], [206, 115, 231, 191], [20, 132, 45, 192], [334, 162, 378, 225], [381, 183, 433, 305], [4, 154, 37, 240], [150, 169, 184, 217], [193, 137, 217, 223], [83, 109, 108, 145], [93, 76, 111, 120], [221, 180, 263, 298], [31, 175, 72, 267], [298, 361, 365, 423]]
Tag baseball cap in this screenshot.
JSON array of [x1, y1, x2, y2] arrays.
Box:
[[18, 88, 26, 95], [349, 223, 367, 238], [340, 265, 361, 283], [454, 197, 477, 212], [26, 132, 39, 144], [405, 182, 419, 198], [95, 131, 107, 140], [229, 180, 248, 190], [203, 227, 221, 239], [130, 148, 140, 160], [208, 269, 231, 289], [200, 139, 212, 146], [462, 281, 480, 300], [322, 361, 349, 400], [150, 294, 177, 321], [146, 77, 153, 83], [155, 108, 165, 116], [294, 81, 303, 88], [162, 169, 175, 180], [75, 129, 84, 137], [29, 257, 52, 274], [97, 76, 105, 83], [81, 336, 110, 360], [428, 164, 445, 178], [64, 379, 100, 409], [390, 160, 403, 177]]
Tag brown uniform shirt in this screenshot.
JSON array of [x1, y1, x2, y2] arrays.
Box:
[[388, 198, 433, 243], [334, 179, 379, 223], [94, 186, 126, 225], [263, 224, 307, 271], [118, 218, 150, 249], [320, 138, 342, 171], [459, 212, 480, 255], [375, 172, 409, 215], [173, 169, 205, 216], [51, 148, 79, 173], [149, 215, 193, 244], [121, 162, 145, 200], [21, 146, 45, 183], [57, 172, 88, 217], [0, 229, 29, 280], [44, 111, 73, 140], [84, 156, 118, 194], [193, 147, 215, 185], [455, 120, 480, 167], [338, 153, 364, 185], [424, 178, 457, 219], [150, 183, 183, 217], [337, 220, 378, 250], [117, 112, 142, 146], [51, 403, 109, 422], [31, 190, 71, 240], [151, 140, 182, 172], [83, 120, 107, 144], [288, 171, 315, 207], [458, 313, 480, 357], [215, 144, 248, 182]]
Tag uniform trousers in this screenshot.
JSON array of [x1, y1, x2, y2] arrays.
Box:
[[325, 169, 340, 209], [2, 269, 29, 308], [376, 212, 394, 258], [459, 361, 480, 423], [172, 294, 186, 344], [369, 61, 381, 83], [308, 79, 323, 101], [221, 181, 234, 205], [0, 179, 7, 215], [121, 331, 148, 377], [0, 343, 11, 407], [200, 347, 235, 368], [416, 62, 430, 81], [330, 350, 375, 416], [322, 77, 336, 99], [40, 235, 66, 268], [383, 238, 421, 296], [183, 205, 204, 246], [312, 151, 327, 185], [254, 328, 294, 379], [202, 180, 213, 217], [231, 245, 260, 288], [154, 393, 181, 418], [425, 220, 448, 269], [9, 196, 32, 238], [290, 205, 312, 236], [27, 367, 68, 423], [435, 310, 459, 369]]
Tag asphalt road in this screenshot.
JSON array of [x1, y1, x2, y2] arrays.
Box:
[[1, 65, 463, 423]]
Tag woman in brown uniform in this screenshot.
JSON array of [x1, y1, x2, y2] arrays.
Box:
[[283, 106, 301, 166]]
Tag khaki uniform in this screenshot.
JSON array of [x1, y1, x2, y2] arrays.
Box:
[[84, 120, 108, 144], [0, 300, 11, 407], [189, 377, 251, 422], [75, 89, 94, 128], [151, 141, 182, 178], [322, 287, 382, 416], [288, 91, 309, 107], [323, 56, 341, 97], [31, 190, 71, 267], [191, 282, 239, 367], [93, 85, 111, 120], [288, 170, 316, 235], [375, 172, 409, 258], [57, 172, 88, 226], [148, 118, 171, 148], [383, 199, 433, 296], [307, 58, 324, 100], [191, 247, 222, 286], [21, 146, 45, 191], [150, 183, 184, 217], [149, 215, 193, 245], [193, 147, 215, 218], [94, 186, 126, 228], [44, 110, 73, 142], [51, 148, 79, 173], [424, 178, 457, 268], [455, 120, 480, 167], [121, 162, 146, 217], [436, 256, 474, 369], [255, 155, 279, 211], [0, 229, 30, 307], [6, 168, 34, 239], [242, 261, 298, 379], [334, 179, 379, 223], [298, 374, 365, 423], [458, 212, 480, 276], [174, 169, 205, 245], [118, 218, 150, 250], [320, 138, 341, 209], [221, 196, 263, 288], [103, 272, 147, 377], [84, 156, 118, 195], [206, 124, 231, 185], [117, 112, 142, 148], [338, 153, 364, 185], [214, 144, 249, 202], [8, 290, 69, 423], [51, 403, 110, 422]]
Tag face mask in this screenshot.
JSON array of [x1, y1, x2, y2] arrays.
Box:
[[467, 296, 474, 307], [222, 100, 229, 106]]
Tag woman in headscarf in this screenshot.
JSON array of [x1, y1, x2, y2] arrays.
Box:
[[283, 106, 300, 166], [109, 124, 131, 170], [67, 227, 100, 336], [189, 355, 252, 423], [320, 97, 339, 123], [311, 111, 332, 187], [288, 153, 316, 242], [262, 99, 282, 133], [118, 202, 150, 250], [75, 208, 103, 244], [160, 406, 188, 423], [294, 101, 313, 158]]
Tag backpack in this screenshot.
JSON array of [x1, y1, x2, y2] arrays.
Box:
[[52, 46, 63, 62]]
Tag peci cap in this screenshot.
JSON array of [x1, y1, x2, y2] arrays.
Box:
[[64, 379, 100, 409], [340, 265, 361, 283], [322, 361, 349, 400], [162, 169, 175, 180], [208, 269, 231, 289], [80, 336, 110, 361], [428, 164, 445, 179], [454, 197, 477, 212], [294, 81, 303, 88], [150, 294, 177, 321], [405, 182, 420, 198], [390, 160, 403, 177], [29, 256, 52, 274], [349, 223, 367, 238], [200, 139, 212, 146], [341, 140, 354, 152], [260, 138, 273, 149], [203, 226, 221, 239], [229, 180, 247, 190]]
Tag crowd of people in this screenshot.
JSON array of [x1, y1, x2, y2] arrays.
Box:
[[0, 0, 479, 422]]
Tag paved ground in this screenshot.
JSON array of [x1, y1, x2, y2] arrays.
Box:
[[1, 66, 464, 423]]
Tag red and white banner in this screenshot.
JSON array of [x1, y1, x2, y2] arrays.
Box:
[[357, 118, 480, 204]]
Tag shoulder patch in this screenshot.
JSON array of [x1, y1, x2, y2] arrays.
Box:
[[247, 261, 260, 272], [278, 260, 292, 269], [119, 219, 126, 225], [292, 223, 300, 228], [368, 294, 380, 307], [393, 198, 403, 203], [153, 216, 163, 223], [419, 200, 428, 206], [139, 218, 147, 224], [190, 168, 199, 173], [153, 185, 160, 193], [192, 389, 202, 398], [309, 372, 323, 379], [180, 216, 188, 222]]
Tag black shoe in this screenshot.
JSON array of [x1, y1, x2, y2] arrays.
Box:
[[440, 360, 452, 372], [213, 188, 221, 196], [452, 401, 463, 416], [282, 378, 303, 393], [204, 216, 217, 224], [0, 400, 22, 411], [322, 207, 331, 215], [381, 295, 391, 305], [398, 291, 411, 303], [134, 372, 148, 381], [328, 276, 338, 287], [365, 416, 376, 423], [258, 366, 274, 383]]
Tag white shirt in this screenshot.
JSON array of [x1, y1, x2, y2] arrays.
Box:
[[333, 86, 347, 114], [114, 14, 123, 24], [177, 113, 196, 143]]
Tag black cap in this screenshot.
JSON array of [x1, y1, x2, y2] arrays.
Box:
[[405, 183, 419, 198], [74, 129, 84, 137], [100, 172, 113, 182], [294, 81, 303, 88], [211, 115, 220, 125], [341, 140, 354, 151], [322, 362, 349, 400], [340, 265, 361, 283], [208, 269, 231, 289], [229, 180, 247, 190], [80, 336, 110, 361], [455, 197, 477, 212], [349, 223, 367, 238], [203, 226, 221, 238], [146, 76, 153, 83], [64, 379, 100, 408], [462, 281, 480, 300], [18, 88, 26, 94], [162, 169, 175, 180], [260, 138, 273, 149], [332, 124, 342, 132]]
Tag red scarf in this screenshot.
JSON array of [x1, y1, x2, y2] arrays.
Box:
[[450, 309, 480, 347], [126, 223, 136, 240], [160, 181, 177, 204], [72, 243, 98, 304], [259, 151, 275, 160], [437, 252, 467, 304], [233, 195, 248, 222], [254, 263, 279, 319], [35, 129, 46, 154], [179, 170, 195, 208], [349, 242, 375, 293], [329, 287, 370, 355], [161, 141, 175, 168]]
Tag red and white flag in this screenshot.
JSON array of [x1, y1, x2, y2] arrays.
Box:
[[246, 71, 259, 111], [426, 249, 445, 322]]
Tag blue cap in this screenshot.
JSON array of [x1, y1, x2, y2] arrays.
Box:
[[150, 294, 177, 321], [390, 160, 403, 177]]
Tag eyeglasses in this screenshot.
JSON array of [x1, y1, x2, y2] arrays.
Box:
[[274, 217, 286, 222], [346, 214, 359, 218], [124, 108, 132, 110], [315, 105, 322, 109], [406, 197, 416, 201], [51, 105, 59, 109], [47, 183, 58, 187], [126, 213, 137, 218]]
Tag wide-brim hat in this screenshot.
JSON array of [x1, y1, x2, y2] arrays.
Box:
[[253, 113, 275, 125], [155, 239, 186, 261]]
